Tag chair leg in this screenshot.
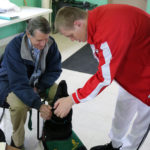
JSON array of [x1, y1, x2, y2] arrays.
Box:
[[37, 110, 42, 140]]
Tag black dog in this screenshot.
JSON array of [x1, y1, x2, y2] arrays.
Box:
[[43, 80, 72, 141], [42, 80, 87, 150]]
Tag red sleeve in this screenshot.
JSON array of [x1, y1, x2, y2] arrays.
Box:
[[72, 42, 112, 103]]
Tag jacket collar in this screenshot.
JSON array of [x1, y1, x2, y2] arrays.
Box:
[[21, 34, 33, 61]]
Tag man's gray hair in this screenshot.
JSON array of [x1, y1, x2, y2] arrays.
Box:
[[26, 16, 51, 36]]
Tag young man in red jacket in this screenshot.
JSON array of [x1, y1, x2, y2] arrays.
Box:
[[53, 4, 150, 150]]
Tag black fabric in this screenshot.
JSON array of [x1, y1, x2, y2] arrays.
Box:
[[0, 53, 9, 108], [0, 129, 6, 142], [62, 44, 98, 74], [42, 80, 72, 141], [0, 53, 3, 66], [78, 146, 88, 150], [90, 142, 120, 150]]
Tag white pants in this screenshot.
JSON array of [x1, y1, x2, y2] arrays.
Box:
[[109, 84, 150, 150]]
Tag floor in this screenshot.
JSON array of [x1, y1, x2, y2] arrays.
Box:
[[0, 33, 150, 150]]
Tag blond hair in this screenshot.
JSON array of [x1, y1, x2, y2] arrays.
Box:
[[55, 6, 87, 31]]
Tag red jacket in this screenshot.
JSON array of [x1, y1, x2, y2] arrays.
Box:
[[72, 4, 150, 106]]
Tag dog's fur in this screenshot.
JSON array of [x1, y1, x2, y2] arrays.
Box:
[[42, 80, 72, 141]]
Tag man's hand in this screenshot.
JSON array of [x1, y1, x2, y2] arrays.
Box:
[[33, 87, 38, 93], [54, 96, 74, 118], [39, 104, 52, 120]]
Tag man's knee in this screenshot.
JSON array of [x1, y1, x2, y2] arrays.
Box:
[[6, 92, 29, 111]]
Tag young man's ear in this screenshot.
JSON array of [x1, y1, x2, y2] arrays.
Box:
[[74, 20, 82, 27]]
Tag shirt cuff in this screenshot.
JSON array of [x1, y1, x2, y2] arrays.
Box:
[[72, 92, 80, 104]]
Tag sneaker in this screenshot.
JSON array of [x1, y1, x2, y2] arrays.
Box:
[[90, 142, 120, 150], [10, 138, 25, 150]]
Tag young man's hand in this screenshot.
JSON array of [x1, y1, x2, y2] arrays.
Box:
[[54, 96, 74, 118], [39, 104, 52, 120]]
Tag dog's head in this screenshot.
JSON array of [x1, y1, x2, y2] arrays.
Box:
[[51, 80, 72, 124]]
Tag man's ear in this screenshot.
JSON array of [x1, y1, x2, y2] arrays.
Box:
[[74, 20, 82, 27]]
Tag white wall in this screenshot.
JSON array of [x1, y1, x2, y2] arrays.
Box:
[[108, 0, 147, 11], [41, 0, 52, 24]]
